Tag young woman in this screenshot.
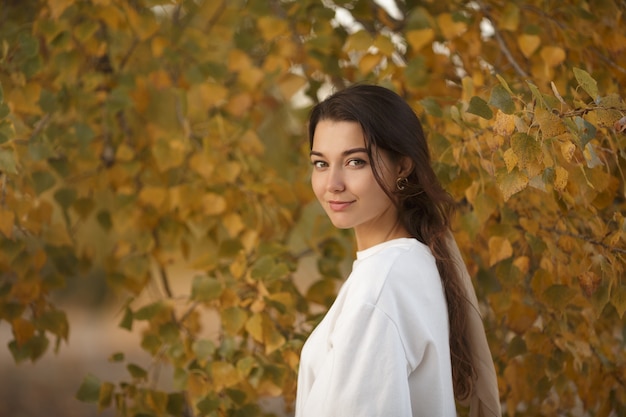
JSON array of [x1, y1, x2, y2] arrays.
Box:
[[295, 85, 501, 417]]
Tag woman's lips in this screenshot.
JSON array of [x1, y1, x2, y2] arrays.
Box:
[[328, 200, 354, 211]]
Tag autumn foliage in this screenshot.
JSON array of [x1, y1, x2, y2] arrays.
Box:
[[1, 0, 625, 416]]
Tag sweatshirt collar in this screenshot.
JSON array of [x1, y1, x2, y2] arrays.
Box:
[[356, 237, 417, 261]]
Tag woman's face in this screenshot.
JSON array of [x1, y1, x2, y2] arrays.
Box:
[[310, 119, 406, 249]]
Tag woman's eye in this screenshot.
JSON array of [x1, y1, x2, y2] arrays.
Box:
[[347, 159, 366, 167], [312, 160, 327, 168]]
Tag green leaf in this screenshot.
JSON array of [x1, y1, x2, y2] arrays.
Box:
[[167, 392, 187, 416], [35, 309, 69, 340], [496, 74, 515, 96], [74, 122, 95, 144], [611, 285, 626, 319], [54, 187, 77, 210], [574, 116, 597, 147], [8, 334, 49, 362], [76, 374, 101, 403], [141, 334, 162, 355], [32, 170, 56, 194], [489, 85, 516, 114], [0, 103, 10, 119], [543, 284, 577, 311], [496, 168, 529, 201], [38, 89, 57, 113], [98, 381, 114, 410], [573, 67, 599, 100], [526, 81, 547, 108], [192, 339, 216, 361], [134, 301, 167, 320], [467, 96, 493, 119], [96, 210, 113, 231], [191, 275, 222, 302], [197, 395, 220, 414], [221, 306, 248, 335], [119, 306, 133, 330], [511, 132, 542, 167], [419, 97, 443, 117], [127, 363, 148, 380], [0, 147, 18, 175]]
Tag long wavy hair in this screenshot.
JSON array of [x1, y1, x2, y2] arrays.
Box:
[[308, 84, 474, 400]]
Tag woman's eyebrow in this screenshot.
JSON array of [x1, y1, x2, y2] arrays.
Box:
[[309, 148, 368, 157]]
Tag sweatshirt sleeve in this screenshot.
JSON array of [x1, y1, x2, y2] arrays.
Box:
[[300, 301, 413, 417]]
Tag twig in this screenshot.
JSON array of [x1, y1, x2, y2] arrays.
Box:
[[476, 1, 529, 79], [545, 227, 626, 255], [0, 173, 6, 207]]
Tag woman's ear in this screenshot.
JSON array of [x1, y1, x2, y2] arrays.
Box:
[[397, 156, 414, 178]]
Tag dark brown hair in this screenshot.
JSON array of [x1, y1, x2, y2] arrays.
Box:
[[308, 84, 474, 400]]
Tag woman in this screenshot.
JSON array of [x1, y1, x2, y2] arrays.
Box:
[[295, 84, 501, 417]]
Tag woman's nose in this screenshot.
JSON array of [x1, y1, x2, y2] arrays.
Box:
[[327, 167, 345, 192]]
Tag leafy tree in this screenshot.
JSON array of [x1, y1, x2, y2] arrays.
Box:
[[1, 0, 625, 416]]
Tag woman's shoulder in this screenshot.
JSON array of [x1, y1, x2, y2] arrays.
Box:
[[348, 238, 439, 302]]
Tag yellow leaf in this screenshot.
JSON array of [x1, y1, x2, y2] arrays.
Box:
[[278, 73, 307, 100], [43, 222, 73, 246], [560, 141, 576, 162], [123, 2, 159, 40], [499, 4, 520, 31], [239, 67, 265, 90], [373, 34, 395, 55], [245, 313, 264, 344], [211, 362, 240, 390], [228, 49, 252, 72], [216, 161, 241, 183], [497, 168, 528, 201], [493, 110, 516, 137], [503, 148, 518, 172], [12, 318, 35, 346], [139, 186, 168, 209], [344, 30, 373, 52], [506, 298, 537, 334], [8, 83, 42, 115], [202, 193, 227, 216], [47, 0, 73, 19], [239, 130, 265, 156], [115, 144, 135, 162], [513, 256, 529, 274], [540, 46, 566, 68], [10, 279, 41, 304], [263, 315, 286, 354], [148, 69, 172, 89], [151, 36, 168, 58], [0, 209, 15, 238], [358, 53, 382, 74], [406, 29, 435, 52], [437, 13, 467, 40], [488, 236, 513, 266], [152, 137, 186, 172], [189, 153, 215, 180], [554, 166, 568, 191], [222, 213, 244, 237], [257, 16, 288, 42], [535, 107, 567, 138], [225, 93, 253, 117], [578, 271, 601, 297], [187, 82, 228, 117], [229, 252, 248, 280]]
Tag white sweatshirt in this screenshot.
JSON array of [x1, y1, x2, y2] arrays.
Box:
[[295, 238, 457, 417]]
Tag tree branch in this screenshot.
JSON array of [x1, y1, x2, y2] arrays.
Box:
[[545, 227, 626, 255], [476, 2, 529, 79]]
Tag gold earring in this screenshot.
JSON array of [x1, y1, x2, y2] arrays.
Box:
[[396, 177, 408, 191]]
